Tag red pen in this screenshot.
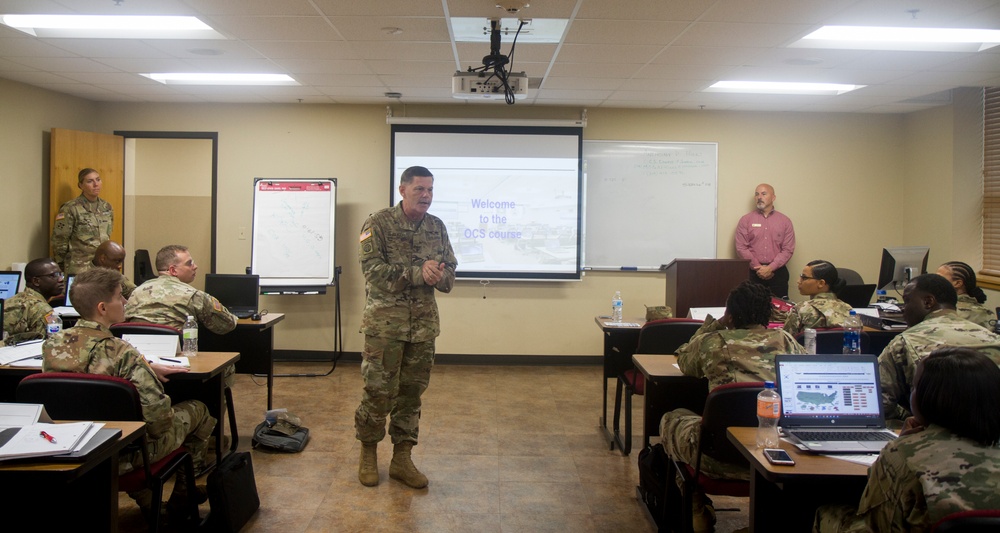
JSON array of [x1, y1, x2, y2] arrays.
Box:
[[39, 431, 57, 444]]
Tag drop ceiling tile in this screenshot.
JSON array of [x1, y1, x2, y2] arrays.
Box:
[[547, 62, 646, 79], [540, 77, 624, 91], [277, 59, 372, 75], [354, 41, 455, 61], [554, 44, 663, 64], [446, 0, 577, 19], [312, 0, 445, 17], [329, 16, 450, 42], [292, 73, 382, 86], [179, 57, 287, 73], [57, 71, 153, 84], [563, 20, 690, 46], [92, 57, 196, 73], [1, 70, 84, 84], [619, 77, 714, 92], [40, 38, 173, 58], [209, 16, 343, 41], [364, 60, 456, 76], [606, 90, 686, 102], [634, 63, 733, 81], [3, 55, 117, 72], [456, 42, 558, 64], [379, 75, 451, 88], [821, 0, 1000, 26], [671, 22, 813, 48], [532, 88, 614, 100], [143, 39, 267, 59], [243, 41, 360, 60], [701, 0, 856, 24], [575, 0, 709, 21], [192, 0, 321, 16], [650, 46, 764, 66]]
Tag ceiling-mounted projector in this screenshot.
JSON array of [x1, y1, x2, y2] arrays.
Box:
[[452, 71, 527, 100]]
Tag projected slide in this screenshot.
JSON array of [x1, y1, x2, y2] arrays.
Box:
[[393, 126, 582, 280]]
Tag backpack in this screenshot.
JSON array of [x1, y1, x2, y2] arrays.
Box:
[[251, 420, 310, 453]]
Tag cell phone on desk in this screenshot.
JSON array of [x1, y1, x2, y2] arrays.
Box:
[[763, 448, 795, 466]]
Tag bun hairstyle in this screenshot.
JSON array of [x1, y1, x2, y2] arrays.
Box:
[[942, 261, 987, 304], [806, 260, 846, 296]]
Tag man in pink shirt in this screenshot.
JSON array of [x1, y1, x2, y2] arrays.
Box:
[[735, 183, 796, 298]]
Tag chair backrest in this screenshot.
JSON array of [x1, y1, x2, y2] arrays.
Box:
[[110, 321, 182, 341], [698, 381, 766, 467], [795, 328, 870, 355], [933, 510, 1000, 533], [637, 318, 704, 354], [837, 267, 864, 285], [134, 249, 155, 286], [17, 372, 143, 421]]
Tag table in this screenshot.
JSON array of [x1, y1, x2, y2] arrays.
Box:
[[164, 351, 240, 466], [726, 426, 870, 532], [199, 313, 284, 410], [631, 354, 708, 450], [594, 316, 643, 447], [0, 421, 145, 533]]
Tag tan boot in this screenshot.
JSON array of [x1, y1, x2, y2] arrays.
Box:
[[389, 442, 428, 488], [358, 443, 379, 486]]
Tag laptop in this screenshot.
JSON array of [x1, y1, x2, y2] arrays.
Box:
[[857, 312, 907, 331], [775, 354, 897, 453], [204, 274, 260, 319], [0, 271, 21, 301], [51, 274, 80, 318], [838, 284, 876, 309]]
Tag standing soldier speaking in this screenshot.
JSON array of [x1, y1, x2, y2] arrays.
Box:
[[354, 166, 457, 489]]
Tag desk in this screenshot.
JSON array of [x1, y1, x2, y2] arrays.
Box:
[[165, 351, 240, 466], [0, 421, 144, 533], [631, 354, 709, 450], [726, 427, 870, 532], [199, 313, 284, 410], [594, 316, 643, 447]]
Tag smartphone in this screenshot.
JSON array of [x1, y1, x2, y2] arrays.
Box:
[[763, 448, 795, 466]]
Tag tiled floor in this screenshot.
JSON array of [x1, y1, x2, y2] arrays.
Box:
[[118, 361, 749, 532]]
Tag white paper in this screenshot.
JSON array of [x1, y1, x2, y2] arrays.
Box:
[[0, 339, 44, 366], [824, 453, 879, 467], [0, 403, 44, 428], [122, 334, 179, 358], [687, 307, 725, 321], [852, 307, 880, 318], [0, 421, 94, 460]]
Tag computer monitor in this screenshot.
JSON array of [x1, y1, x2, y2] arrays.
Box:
[[63, 275, 75, 307], [204, 274, 260, 319], [0, 271, 21, 300], [877, 246, 929, 291]]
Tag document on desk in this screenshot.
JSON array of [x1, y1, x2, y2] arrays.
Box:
[[607, 322, 643, 328], [122, 334, 180, 359], [0, 402, 52, 427], [0, 421, 95, 461], [0, 339, 43, 366], [824, 453, 879, 467]]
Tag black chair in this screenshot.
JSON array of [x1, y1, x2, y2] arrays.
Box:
[[17, 372, 201, 531], [933, 510, 1000, 532], [837, 268, 864, 285], [795, 328, 871, 355], [667, 381, 764, 533], [134, 249, 155, 286], [613, 318, 703, 455]]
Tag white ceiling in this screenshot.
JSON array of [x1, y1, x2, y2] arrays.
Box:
[[1, 0, 999, 113]]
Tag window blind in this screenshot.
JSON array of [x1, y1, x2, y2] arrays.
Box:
[[984, 87, 1000, 276]]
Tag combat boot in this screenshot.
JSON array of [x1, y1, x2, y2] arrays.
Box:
[[389, 442, 428, 488], [358, 443, 379, 486]]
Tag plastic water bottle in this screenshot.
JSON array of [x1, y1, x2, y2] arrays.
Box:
[[804, 328, 817, 355], [756, 381, 781, 448], [842, 310, 863, 355], [45, 313, 63, 337], [182, 315, 198, 357], [611, 291, 623, 322], [876, 290, 888, 303]]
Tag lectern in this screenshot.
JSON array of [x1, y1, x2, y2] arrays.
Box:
[[663, 259, 750, 318]]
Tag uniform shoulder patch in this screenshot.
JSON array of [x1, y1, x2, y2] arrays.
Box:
[[55, 213, 65, 220], [212, 297, 222, 311], [359, 228, 372, 242]]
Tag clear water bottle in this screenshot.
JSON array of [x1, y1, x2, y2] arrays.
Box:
[[756, 381, 781, 448], [45, 313, 63, 337], [842, 310, 863, 355], [182, 315, 198, 357], [804, 328, 817, 355], [611, 291, 623, 322]]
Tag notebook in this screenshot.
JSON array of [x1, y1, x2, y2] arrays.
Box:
[[838, 284, 876, 309], [0, 271, 21, 301], [204, 274, 259, 319], [775, 354, 897, 453]]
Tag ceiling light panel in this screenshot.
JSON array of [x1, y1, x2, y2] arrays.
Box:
[[451, 17, 568, 43], [792, 25, 1000, 52], [0, 14, 226, 39], [705, 80, 865, 95], [141, 73, 298, 85]]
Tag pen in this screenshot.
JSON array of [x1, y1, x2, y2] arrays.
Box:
[[161, 357, 182, 363], [620, 266, 638, 271], [39, 431, 57, 444]]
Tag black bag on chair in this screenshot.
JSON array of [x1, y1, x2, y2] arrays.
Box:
[[207, 451, 260, 532]]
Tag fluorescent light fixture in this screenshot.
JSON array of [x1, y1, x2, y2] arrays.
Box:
[[451, 17, 568, 43], [0, 14, 225, 39], [705, 81, 865, 95], [141, 73, 298, 86], [791, 25, 1000, 52]]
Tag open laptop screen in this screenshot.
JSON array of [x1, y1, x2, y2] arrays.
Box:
[[775, 354, 883, 426], [0, 271, 21, 300], [63, 275, 75, 307], [204, 274, 259, 314]]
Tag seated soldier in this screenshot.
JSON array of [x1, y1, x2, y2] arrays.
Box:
[[3, 258, 65, 345], [814, 347, 1000, 532], [783, 259, 853, 335], [76, 240, 137, 299], [42, 268, 216, 516], [661, 280, 807, 532]]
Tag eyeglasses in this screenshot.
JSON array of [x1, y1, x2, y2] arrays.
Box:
[[40, 271, 65, 280], [799, 274, 820, 280]]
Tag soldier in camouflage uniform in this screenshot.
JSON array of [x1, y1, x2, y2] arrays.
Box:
[[51, 168, 113, 275], [125, 245, 237, 334], [661, 281, 806, 531], [2, 258, 64, 345], [42, 268, 215, 516], [355, 166, 456, 489], [878, 274, 999, 420], [75, 240, 137, 299], [814, 347, 1000, 533], [936, 261, 996, 329], [783, 260, 853, 335]]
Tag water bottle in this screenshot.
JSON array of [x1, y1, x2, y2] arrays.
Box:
[[876, 290, 888, 304], [182, 315, 198, 357], [804, 328, 817, 355], [611, 291, 623, 322], [842, 310, 863, 355], [45, 313, 63, 337], [756, 381, 781, 448]]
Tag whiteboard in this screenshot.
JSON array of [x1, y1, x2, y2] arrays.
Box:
[[251, 178, 336, 289], [582, 141, 717, 270]]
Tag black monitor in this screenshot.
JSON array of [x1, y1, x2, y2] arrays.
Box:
[[877, 246, 929, 291], [204, 274, 259, 318]]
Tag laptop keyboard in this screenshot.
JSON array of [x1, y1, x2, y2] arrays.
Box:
[[791, 431, 895, 442]]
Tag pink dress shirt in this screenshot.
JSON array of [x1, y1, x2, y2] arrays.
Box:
[[734, 209, 795, 270]]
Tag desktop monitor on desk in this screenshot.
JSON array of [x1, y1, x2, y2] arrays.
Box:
[[0, 271, 21, 301], [877, 246, 929, 291]]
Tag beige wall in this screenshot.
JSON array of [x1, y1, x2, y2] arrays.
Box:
[[2, 78, 989, 356]]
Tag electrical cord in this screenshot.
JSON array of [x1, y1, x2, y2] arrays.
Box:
[[466, 19, 526, 105]]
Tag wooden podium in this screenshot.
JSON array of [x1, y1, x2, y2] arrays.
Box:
[[663, 259, 750, 318]]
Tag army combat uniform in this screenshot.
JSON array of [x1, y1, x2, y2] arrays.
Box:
[[76, 261, 137, 299], [878, 309, 999, 420], [125, 275, 237, 334], [660, 315, 806, 480], [51, 194, 113, 275], [782, 292, 854, 335], [355, 203, 456, 446], [2, 287, 53, 346], [955, 294, 996, 330], [813, 424, 1000, 533], [42, 319, 216, 471]]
